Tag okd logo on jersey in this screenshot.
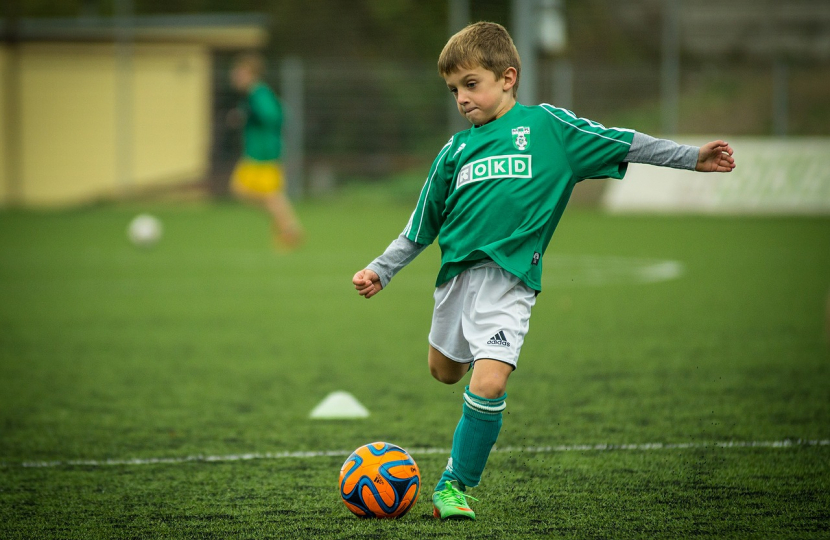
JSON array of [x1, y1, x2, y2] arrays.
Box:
[[457, 155, 532, 188]]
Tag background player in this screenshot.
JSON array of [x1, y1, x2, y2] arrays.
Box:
[[229, 53, 304, 249], [353, 22, 735, 521]]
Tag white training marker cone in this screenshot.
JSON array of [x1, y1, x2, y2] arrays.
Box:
[[309, 391, 370, 419]]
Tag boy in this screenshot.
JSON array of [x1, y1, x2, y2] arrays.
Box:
[[352, 22, 735, 521], [229, 53, 303, 249]]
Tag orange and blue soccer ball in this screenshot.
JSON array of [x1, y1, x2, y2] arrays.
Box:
[[339, 442, 420, 518]]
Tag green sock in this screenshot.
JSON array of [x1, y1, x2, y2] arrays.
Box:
[[435, 386, 506, 491]]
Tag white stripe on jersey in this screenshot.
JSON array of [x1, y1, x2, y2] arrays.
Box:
[[540, 104, 633, 146], [407, 137, 454, 242], [402, 209, 416, 237]]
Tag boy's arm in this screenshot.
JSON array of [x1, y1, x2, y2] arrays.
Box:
[[625, 132, 735, 172], [367, 233, 428, 288], [353, 234, 428, 299], [354, 137, 453, 299]]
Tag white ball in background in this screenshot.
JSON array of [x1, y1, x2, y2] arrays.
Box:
[[127, 214, 163, 247]]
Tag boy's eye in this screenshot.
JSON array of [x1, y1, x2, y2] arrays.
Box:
[[466, 81, 476, 89], [449, 88, 458, 95]]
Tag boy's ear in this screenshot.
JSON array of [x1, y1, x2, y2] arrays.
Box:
[[501, 67, 518, 92]]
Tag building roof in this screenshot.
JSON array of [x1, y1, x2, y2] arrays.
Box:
[[1, 13, 269, 49]]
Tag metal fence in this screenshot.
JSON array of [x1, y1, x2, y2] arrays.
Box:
[[208, 54, 830, 198]]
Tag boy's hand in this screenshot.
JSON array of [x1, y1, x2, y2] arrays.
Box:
[[696, 140, 736, 172], [226, 108, 245, 129], [353, 269, 383, 299]]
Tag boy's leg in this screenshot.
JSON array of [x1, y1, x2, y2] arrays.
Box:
[[433, 359, 511, 520], [428, 345, 470, 385], [264, 191, 304, 247], [469, 358, 512, 398], [428, 264, 534, 519], [435, 359, 511, 490], [230, 161, 303, 248]]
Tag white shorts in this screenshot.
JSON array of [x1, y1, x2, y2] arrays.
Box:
[[428, 261, 536, 368]]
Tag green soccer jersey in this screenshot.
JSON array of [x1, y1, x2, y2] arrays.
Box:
[[241, 82, 283, 161], [404, 103, 635, 291]]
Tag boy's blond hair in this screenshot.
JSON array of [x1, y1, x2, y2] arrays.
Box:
[[438, 22, 522, 97]]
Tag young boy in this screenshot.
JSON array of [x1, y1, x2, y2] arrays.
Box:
[[229, 53, 303, 249], [352, 22, 735, 521]]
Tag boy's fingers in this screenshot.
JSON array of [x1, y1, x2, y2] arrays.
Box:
[[352, 270, 381, 297], [706, 140, 729, 153], [718, 155, 736, 171], [353, 272, 373, 286]]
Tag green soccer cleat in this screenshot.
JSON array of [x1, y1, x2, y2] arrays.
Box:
[[432, 480, 478, 520]]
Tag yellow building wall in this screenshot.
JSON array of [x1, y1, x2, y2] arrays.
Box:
[[14, 42, 211, 207], [0, 46, 9, 205], [19, 44, 118, 206], [132, 45, 211, 188]]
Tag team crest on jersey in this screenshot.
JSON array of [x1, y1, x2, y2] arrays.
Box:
[[512, 126, 530, 151]]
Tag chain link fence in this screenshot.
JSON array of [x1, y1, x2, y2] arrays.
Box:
[[208, 55, 829, 199]]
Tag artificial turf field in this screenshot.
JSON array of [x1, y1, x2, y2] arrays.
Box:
[[1, 188, 828, 539]]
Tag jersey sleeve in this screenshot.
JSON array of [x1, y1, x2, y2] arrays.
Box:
[[541, 104, 634, 180], [403, 138, 454, 245], [248, 85, 282, 128]]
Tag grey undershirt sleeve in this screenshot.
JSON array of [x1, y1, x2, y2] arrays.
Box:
[[366, 233, 428, 289], [625, 132, 698, 170]]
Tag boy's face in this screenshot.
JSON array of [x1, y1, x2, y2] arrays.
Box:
[[444, 65, 517, 126], [231, 65, 256, 92]]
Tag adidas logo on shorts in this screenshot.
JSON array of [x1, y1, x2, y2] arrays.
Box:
[[487, 331, 511, 347]]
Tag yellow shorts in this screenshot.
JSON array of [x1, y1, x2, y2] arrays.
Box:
[[231, 160, 284, 195]]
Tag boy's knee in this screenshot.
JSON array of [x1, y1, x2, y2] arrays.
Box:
[[470, 378, 506, 399], [427, 346, 469, 385], [430, 366, 464, 385], [468, 359, 512, 399]]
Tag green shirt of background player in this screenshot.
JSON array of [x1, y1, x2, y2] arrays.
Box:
[[352, 22, 735, 521], [240, 81, 282, 162], [229, 54, 303, 249]]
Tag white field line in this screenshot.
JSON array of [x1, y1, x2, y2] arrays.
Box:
[[7, 439, 828, 469]]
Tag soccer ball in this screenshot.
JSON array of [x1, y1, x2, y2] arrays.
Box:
[[127, 214, 162, 247], [339, 442, 420, 519]]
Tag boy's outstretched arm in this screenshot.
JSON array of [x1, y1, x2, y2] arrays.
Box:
[[353, 269, 383, 299], [352, 233, 428, 300], [624, 132, 736, 173], [696, 140, 735, 172]]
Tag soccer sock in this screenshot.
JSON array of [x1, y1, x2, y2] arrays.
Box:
[[435, 386, 505, 492]]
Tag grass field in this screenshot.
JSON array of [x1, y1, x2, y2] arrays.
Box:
[[1, 188, 829, 539]]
